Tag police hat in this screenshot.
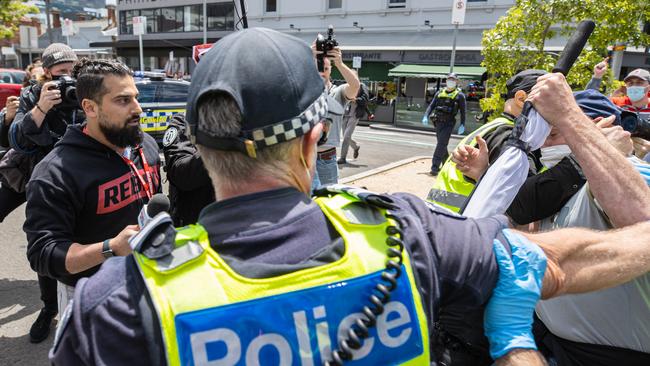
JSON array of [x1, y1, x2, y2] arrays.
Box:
[[186, 28, 344, 157]]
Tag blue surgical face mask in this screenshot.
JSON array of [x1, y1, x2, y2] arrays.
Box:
[[627, 86, 647, 102]]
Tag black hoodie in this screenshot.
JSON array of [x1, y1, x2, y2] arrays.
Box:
[[25, 124, 161, 286]]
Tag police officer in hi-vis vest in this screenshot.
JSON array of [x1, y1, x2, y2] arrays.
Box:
[[423, 73, 466, 176], [50, 29, 650, 366]]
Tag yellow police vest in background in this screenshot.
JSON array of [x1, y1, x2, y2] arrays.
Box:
[[427, 116, 515, 212], [133, 192, 430, 366]]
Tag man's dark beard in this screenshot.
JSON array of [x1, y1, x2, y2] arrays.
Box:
[[98, 115, 143, 148]]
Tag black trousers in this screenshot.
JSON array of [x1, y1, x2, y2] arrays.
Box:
[[0, 184, 58, 312], [431, 120, 454, 172]]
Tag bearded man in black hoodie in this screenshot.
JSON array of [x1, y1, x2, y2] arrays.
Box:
[[24, 58, 161, 330]]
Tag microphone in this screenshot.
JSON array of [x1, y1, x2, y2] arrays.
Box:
[[138, 193, 170, 228], [552, 20, 595, 75]]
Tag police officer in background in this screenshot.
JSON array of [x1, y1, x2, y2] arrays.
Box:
[[50, 29, 650, 366], [162, 113, 215, 226], [424, 73, 467, 176]]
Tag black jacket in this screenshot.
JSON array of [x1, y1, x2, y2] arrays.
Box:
[[11, 82, 85, 155], [162, 115, 215, 226], [25, 125, 161, 286]]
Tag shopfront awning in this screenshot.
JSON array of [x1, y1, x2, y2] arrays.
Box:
[[388, 64, 486, 79]]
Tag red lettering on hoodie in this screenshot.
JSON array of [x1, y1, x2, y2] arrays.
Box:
[[96, 165, 160, 214]]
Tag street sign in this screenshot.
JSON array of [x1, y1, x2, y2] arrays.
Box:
[[133, 16, 146, 36], [62, 19, 74, 36], [352, 56, 362, 69], [451, 0, 466, 25], [193, 43, 214, 64]]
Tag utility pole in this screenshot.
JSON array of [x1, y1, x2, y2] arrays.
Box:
[[45, 0, 53, 44], [203, 0, 207, 43], [239, 0, 248, 28]]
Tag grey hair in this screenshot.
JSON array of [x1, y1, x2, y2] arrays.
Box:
[[196, 93, 300, 191]]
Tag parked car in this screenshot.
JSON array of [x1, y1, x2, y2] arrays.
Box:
[[465, 81, 485, 101], [135, 76, 189, 142], [0, 69, 26, 108]]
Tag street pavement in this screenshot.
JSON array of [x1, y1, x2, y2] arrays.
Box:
[[0, 125, 461, 365]]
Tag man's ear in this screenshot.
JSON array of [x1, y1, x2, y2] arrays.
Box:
[[302, 123, 324, 166], [82, 99, 98, 119], [514, 89, 527, 107]]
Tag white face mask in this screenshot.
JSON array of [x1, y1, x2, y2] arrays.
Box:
[[540, 144, 571, 169], [446, 80, 457, 89]]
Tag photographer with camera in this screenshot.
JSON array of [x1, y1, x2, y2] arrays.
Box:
[[311, 26, 360, 186], [0, 43, 84, 344]]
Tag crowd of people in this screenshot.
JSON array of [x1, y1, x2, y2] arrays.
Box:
[[0, 28, 649, 366]]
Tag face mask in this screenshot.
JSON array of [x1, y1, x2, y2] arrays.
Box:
[[627, 86, 647, 102], [540, 144, 571, 169], [446, 80, 457, 89]]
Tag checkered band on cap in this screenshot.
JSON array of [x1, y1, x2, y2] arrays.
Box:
[[246, 92, 329, 149]]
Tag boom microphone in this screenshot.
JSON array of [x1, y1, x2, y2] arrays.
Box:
[[552, 20, 596, 75], [138, 193, 170, 228]]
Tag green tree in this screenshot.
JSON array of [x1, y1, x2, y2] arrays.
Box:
[[0, 0, 39, 39], [480, 0, 650, 116]]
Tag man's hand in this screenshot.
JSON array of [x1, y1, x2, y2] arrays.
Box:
[[327, 47, 344, 67], [451, 135, 489, 181], [632, 137, 650, 159], [4, 95, 19, 124], [596, 116, 633, 156], [484, 229, 547, 360], [593, 57, 609, 79], [37, 81, 62, 113], [527, 73, 584, 128], [109, 225, 139, 256]]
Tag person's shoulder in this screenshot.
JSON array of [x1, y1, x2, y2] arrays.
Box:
[[142, 133, 159, 153], [74, 256, 136, 315], [388, 192, 467, 221]]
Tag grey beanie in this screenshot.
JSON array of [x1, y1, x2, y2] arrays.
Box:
[[42, 43, 78, 69]]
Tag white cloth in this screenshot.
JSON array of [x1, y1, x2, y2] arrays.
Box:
[[463, 109, 551, 218], [57, 281, 75, 322]]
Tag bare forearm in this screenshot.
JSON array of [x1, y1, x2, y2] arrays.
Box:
[[496, 349, 548, 366], [65, 242, 104, 274], [337, 62, 360, 100], [558, 112, 650, 227], [524, 223, 650, 298]]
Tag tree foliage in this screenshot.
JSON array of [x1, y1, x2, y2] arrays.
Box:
[[481, 0, 650, 115], [0, 0, 39, 39]]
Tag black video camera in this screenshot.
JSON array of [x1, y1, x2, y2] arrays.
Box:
[[50, 75, 79, 110], [316, 25, 339, 72], [620, 110, 650, 141]]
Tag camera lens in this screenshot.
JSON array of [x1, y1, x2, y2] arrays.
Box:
[[620, 113, 638, 134]]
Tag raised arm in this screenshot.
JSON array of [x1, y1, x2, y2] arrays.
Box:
[[528, 73, 650, 227]]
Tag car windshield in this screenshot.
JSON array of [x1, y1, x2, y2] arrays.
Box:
[[0, 71, 25, 84]]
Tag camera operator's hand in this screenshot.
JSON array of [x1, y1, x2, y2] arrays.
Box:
[[632, 137, 650, 159], [36, 81, 62, 113], [108, 224, 139, 256], [596, 116, 633, 156], [327, 47, 344, 68], [310, 42, 320, 58], [528, 73, 584, 128], [4, 96, 19, 124], [593, 57, 609, 79]]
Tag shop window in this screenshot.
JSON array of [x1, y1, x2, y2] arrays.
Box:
[[208, 3, 234, 31], [329, 0, 342, 9], [139, 8, 157, 33], [266, 0, 276, 12], [159, 7, 183, 33], [388, 0, 406, 8], [184, 5, 202, 32]]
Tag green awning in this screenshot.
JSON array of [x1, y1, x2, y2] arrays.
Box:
[[388, 64, 486, 79], [331, 62, 394, 82]]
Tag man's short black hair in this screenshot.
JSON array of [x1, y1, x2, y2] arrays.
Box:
[[72, 58, 133, 105]]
